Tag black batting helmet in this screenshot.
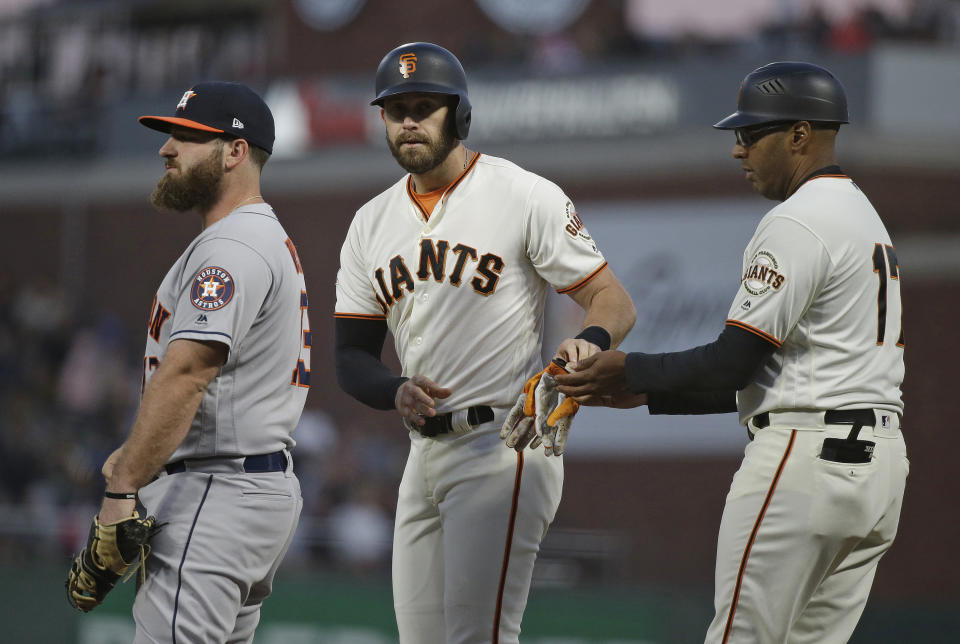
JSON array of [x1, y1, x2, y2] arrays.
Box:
[[371, 42, 472, 140], [714, 61, 848, 130]]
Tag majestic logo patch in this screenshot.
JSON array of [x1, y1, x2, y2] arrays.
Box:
[[177, 90, 197, 111], [399, 53, 417, 78], [194, 313, 209, 326], [190, 267, 235, 310], [742, 250, 786, 296], [740, 299, 752, 311]]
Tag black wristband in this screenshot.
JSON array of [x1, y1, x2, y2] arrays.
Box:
[[575, 326, 611, 351], [104, 491, 137, 500]]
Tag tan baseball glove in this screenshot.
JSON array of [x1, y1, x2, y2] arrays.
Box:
[[65, 511, 159, 612]]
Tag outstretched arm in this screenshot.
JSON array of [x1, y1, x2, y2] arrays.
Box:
[[556, 266, 636, 361], [556, 324, 776, 403]]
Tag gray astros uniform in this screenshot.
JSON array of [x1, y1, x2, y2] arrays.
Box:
[[133, 203, 310, 643]]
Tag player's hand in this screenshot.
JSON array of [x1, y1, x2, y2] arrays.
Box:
[[395, 375, 452, 427], [97, 496, 139, 525], [575, 391, 648, 408], [554, 337, 601, 364], [555, 350, 628, 398]]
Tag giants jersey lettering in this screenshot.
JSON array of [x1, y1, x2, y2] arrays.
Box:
[[143, 204, 310, 459], [726, 176, 905, 423], [335, 154, 606, 411]]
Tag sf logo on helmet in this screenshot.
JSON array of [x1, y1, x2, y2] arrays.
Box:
[[399, 53, 417, 78]]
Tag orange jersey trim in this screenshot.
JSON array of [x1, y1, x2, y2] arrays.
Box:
[[721, 429, 797, 643], [725, 319, 782, 348], [406, 151, 482, 220], [333, 313, 387, 320], [493, 451, 524, 643], [557, 262, 608, 294]]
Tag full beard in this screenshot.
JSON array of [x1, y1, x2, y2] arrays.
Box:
[[151, 146, 225, 213], [386, 126, 457, 175]]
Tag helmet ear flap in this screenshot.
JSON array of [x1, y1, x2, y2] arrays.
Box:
[[453, 94, 471, 140]]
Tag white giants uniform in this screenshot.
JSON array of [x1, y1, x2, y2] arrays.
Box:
[[706, 174, 909, 643], [335, 153, 606, 644], [134, 204, 308, 643]]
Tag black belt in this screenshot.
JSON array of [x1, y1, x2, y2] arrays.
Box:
[[751, 409, 876, 430], [164, 450, 288, 475], [752, 410, 878, 464], [418, 405, 494, 438]]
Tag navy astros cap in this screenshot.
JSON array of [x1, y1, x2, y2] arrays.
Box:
[[139, 81, 275, 154]]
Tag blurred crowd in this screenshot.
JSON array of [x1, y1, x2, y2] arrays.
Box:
[[2, 0, 959, 156], [0, 274, 404, 575]]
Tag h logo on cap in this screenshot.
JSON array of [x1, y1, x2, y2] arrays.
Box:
[[177, 90, 197, 111]]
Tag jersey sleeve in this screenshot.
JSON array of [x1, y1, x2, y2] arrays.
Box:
[[335, 215, 386, 319], [725, 215, 831, 347], [524, 179, 607, 293], [168, 237, 273, 350]]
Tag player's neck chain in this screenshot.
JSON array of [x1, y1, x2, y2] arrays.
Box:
[[231, 194, 263, 211]]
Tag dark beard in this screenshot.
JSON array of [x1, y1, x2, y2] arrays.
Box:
[[386, 126, 457, 175], [151, 146, 224, 213]]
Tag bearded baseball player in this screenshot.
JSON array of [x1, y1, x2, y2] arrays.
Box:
[[65, 82, 309, 643], [334, 42, 635, 643], [556, 62, 908, 643]]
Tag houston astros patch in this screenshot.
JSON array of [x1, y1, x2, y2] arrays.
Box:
[[191, 266, 235, 310]]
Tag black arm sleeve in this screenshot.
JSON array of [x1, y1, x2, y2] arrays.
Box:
[[334, 317, 407, 411], [625, 324, 777, 395], [647, 391, 738, 415]]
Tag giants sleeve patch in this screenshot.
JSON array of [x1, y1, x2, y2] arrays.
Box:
[[564, 202, 598, 253], [190, 266, 235, 310], [742, 250, 787, 296]]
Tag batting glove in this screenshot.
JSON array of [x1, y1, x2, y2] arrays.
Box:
[[500, 359, 576, 453], [533, 365, 580, 456]]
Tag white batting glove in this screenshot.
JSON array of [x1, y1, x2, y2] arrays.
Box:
[[500, 393, 537, 450], [533, 367, 580, 457]]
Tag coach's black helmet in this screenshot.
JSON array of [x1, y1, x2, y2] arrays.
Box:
[[714, 61, 848, 130], [371, 42, 472, 140]]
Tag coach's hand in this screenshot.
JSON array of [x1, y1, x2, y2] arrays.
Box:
[[395, 376, 452, 427], [555, 350, 629, 399]]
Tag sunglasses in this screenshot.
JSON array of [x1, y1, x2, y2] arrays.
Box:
[[734, 122, 795, 147]]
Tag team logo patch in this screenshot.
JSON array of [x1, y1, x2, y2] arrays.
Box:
[[742, 250, 786, 296], [564, 202, 597, 251], [190, 267, 235, 310], [177, 90, 197, 111], [399, 53, 417, 78]]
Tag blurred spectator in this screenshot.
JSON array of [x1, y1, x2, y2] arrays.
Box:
[[327, 481, 393, 575]]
